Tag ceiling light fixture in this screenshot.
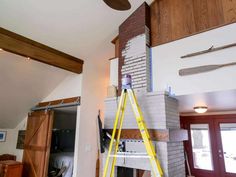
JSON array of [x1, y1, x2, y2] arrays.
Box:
[[194, 106, 208, 114], [27, 57, 31, 60], [0, 48, 3, 51]]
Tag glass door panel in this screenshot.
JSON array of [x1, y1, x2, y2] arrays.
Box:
[[220, 123, 236, 174], [190, 124, 214, 171]]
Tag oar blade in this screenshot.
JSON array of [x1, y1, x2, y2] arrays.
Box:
[[179, 65, 221, 76]]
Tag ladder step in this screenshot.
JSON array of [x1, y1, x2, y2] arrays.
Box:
[[109, 155, 150, 159], [109, 152, 150, 159]]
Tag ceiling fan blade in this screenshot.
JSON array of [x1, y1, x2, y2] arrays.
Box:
[[103, 0, 131, 11]]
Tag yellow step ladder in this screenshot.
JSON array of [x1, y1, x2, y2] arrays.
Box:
[[102, 75, 163, 177]]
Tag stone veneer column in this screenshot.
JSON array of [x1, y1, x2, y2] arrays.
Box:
[[104, 92, 186, 177]]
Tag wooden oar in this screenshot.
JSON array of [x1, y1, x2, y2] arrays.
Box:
[[179, 62, 236, 76], [181, 43, 236, 58]]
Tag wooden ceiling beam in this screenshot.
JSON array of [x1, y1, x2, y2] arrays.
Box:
[[0, 27, 84, 74]]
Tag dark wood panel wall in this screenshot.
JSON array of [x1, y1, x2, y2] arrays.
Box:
[[150, 0, 236, 46]]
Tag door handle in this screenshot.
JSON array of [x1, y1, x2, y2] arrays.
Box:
[[218, 149, 223, 158]]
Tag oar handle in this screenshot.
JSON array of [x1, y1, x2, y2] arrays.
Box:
[[221, 62, 236, 67]]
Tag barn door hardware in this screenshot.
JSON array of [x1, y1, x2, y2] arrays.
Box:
[[31, 97, 80, 111]]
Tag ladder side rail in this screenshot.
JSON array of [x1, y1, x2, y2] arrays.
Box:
[[103, 89, 126, 177], [127, 89, 163, 177], [110, 91, 128, 177]]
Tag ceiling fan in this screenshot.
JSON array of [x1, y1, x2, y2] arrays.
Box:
[[103, 0, 131, 11]]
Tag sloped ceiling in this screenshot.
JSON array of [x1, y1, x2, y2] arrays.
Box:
[[0, 0, 153, 128], [0, 51, 72, 128]]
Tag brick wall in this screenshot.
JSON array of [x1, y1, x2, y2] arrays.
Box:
[[118, 3, 151, 94]]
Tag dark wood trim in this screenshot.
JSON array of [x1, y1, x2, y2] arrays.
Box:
[[180, 114, 236, 177], [0, 154, 16, 161], [109, 57, 117, 61], [0, 27, 84, 74], [111, 35, 119, 44], [37, 96, 80, 107]]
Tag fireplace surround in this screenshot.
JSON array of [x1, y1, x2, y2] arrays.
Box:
[[103, 91, 187, 177]]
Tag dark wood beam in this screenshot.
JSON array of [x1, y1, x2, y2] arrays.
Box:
[[0, 27, 84, 74]]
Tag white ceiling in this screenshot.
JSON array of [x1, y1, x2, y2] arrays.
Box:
[[177, 89, 236, 114], [0, 51, 72, 128]]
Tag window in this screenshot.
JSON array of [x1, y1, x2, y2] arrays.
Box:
[[190, 124, 214, 170]]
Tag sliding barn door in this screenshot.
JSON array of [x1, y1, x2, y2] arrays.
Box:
[[22, 110, 54, 177]]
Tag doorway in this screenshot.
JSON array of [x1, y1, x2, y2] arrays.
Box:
[[181, 114, 236, 177], [48, 107, 77, 177], [22, 103, 79, 177]]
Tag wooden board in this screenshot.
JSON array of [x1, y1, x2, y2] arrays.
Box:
[[150, 0, 236, 47], [0, 27, 84, 74], [222, 0, 236, 23], [105, 129, 188, 142], [22, 111, 54, 177], [106, 129, 168, 141], [170, 0, 196, 40]]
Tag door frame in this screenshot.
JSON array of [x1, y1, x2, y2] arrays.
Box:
[[213, 115, 236, 177], [181, 114, 236, 177], [181, 115, 221, 177]]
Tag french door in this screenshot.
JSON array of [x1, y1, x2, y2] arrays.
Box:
[[181, 115, 236, 177]]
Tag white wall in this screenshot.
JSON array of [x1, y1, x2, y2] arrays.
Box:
[[151, 23, 236, 96], [0, 129, 15, 155], [76, 58, 109, 177], [43, 74, 83, 177], [0, 58, 109, 177], [109, 58, 118, 86], [0, 74, 82, 162], [0, 117, 27, 161], [32, 58, 109, 177], [43, 74, 82, 101]]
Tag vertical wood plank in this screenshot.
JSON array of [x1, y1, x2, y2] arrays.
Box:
[[192, 0, 210, 31], [157, 0, 172, 44], [222, 0, 236, 23], [150, 0, 159, 46], [170, 0, 196, 40], [207, 0, 224, 26], [150, 0, 172, 46]]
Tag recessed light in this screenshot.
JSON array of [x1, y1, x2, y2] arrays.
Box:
[[0, 48, 3, 51], [194, 106, 208, 114], [27, 57, 31, 60]]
